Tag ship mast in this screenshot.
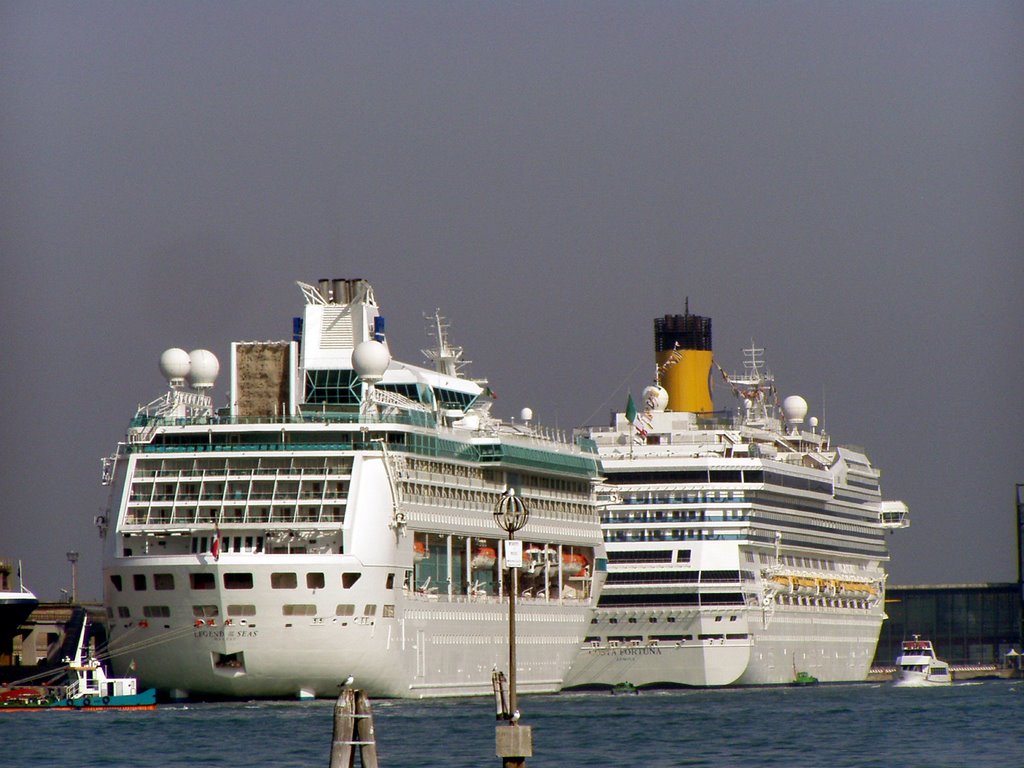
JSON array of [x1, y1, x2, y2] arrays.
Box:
[[719, 341, 776, 426], [421, 310, 468, 377]]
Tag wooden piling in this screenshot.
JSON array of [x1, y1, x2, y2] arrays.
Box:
[[330, 688, 379, 768]]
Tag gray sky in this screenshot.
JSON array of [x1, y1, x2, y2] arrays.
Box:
[[2, 2, 1022, 602]]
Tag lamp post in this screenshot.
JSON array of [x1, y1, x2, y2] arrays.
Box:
[[493, 488, 531, 767], [66, 551, 79, 604]]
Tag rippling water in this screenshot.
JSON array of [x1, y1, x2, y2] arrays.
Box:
[[3, 681, 1021, 767]]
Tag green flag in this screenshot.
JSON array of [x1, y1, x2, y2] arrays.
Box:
[[625, 393, 637, 424]]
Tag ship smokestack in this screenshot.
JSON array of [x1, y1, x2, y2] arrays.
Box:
[[654, 303, 713, 413]]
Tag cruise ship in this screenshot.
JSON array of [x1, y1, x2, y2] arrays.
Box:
[[99, 279, 606, 699], [564, 307, 909, 688], [1, 559, 37, 666]]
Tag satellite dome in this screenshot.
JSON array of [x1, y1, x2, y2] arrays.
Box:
[[782, 395, 809, 425], [159, 348, 191, 387], [352, 340, 390, 383], [520, 407, 534, 423], [642, 385, 669, 412], [188, 349, 220, 389]]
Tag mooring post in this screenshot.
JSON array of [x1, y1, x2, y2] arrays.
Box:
[[355, 690, 379, 768], [330, 689, 356, 768], [329, 688, 379, 768]]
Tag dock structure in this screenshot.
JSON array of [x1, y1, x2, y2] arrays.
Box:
[[330, 688, 378, 768]]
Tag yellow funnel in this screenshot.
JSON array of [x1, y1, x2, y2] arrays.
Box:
[[654, 310, 714, 413]]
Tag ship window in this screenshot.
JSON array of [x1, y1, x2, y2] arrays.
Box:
[[110, 575, 123, 592], [193, 605, 219, 618], [154, 573, 175, 591], [386, 573, 395, 589], [224, 573, 253, 590], [143, 605, 170, 618], [363, 604, 377, 616], [304, 369, 360, 405], [190, 573, 215, 590], [336, 604, 355, 616], [133, 574, 147, 591], [307, 572, 325, 589], [271, 572, 298, 589], [382, 604, 395, 618], [282, 604, 317, 616], [117, 606, 131, 618], [228, 604, 256, 617], [342, 572, 361, 589], [607, 550, 673, 564]]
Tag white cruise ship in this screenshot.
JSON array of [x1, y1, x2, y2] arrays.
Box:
[[99, 279, 605, 700], [564, 307, 909, 688]]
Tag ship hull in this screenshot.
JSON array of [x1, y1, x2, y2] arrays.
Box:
[[565, 603, 882, 689], [107, 558, 594, 699]]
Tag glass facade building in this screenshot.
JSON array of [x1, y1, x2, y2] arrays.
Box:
[[874, 583, 1022, 666]]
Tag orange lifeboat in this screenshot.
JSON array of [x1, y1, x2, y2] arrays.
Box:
[[561, 553, 589, 577], [471, 546, 497, 570], [413, 540, 429, 561]]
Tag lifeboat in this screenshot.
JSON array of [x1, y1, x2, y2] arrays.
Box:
[[839, 581, 875, 598], [471, 546, 497, 570], [769, 575, 794, 594], [792, 577, 818, 595], [561, 553, 589, 577], [413, 540, 429, 561]]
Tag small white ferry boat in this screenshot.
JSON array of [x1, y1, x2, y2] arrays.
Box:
[[893, 636, 951, 687]]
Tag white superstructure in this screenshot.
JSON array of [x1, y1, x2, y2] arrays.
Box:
[[100, 279, 605, 699], [564, 308, 909, 689]]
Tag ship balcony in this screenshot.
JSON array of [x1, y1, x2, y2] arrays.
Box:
[[124, 504, 346, 527]]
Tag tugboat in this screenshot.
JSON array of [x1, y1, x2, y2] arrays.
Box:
[[0, 618, 157, 710], [893, 636, 951, 687]]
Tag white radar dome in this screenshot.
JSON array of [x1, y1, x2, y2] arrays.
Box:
[[520, 407, 534, 423], [188, 349, 220, 389], [160, 348, 191, 387], [782, 395, 809, 425], [352, 340, 391, 383], [642, 385, 669, 412]]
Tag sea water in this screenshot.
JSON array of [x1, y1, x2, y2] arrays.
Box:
[[2, 681, 1021, 767]]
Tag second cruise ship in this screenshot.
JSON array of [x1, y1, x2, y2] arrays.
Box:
[[564, 306, 909, 688]]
